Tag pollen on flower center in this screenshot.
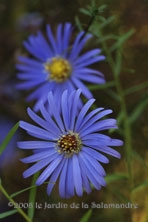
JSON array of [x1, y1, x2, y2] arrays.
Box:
[[44, 57, 72, 82], [57, 132, 81, 155]]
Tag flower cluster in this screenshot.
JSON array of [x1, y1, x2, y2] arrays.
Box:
[[17, 23, 123, 198]]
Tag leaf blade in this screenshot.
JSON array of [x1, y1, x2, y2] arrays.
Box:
[[0, 209, 18, 219], [80, 209, 92, 222], [0, 122, 19, 155]]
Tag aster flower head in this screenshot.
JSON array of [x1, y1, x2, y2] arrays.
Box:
[[16, 22, 105, 111], [18, 89, 123, 199]]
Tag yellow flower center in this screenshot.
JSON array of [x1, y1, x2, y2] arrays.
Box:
[[44, 57, 72, 82], [57, 132, 81, 156]]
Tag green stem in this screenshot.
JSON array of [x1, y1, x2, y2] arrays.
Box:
[[114, 73, 133, 185], [0, 183, 32, 222], [27, 172, 39, 220], [80, 10, 98, 40], [98, 29, 133, 188]]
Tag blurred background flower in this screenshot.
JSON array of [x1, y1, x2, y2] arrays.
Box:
[[16, 12, 44, 32]]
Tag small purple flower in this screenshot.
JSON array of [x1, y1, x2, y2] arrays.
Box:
[[16, 23, 105, 111], [18, 89, 123, 199], [16, 12, 44, 31]]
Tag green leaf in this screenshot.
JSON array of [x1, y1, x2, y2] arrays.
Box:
[[80, 209, 92, 222], [87, 4, 107, 17], [99, 15, 115, 29], [10, 185, 37, 198], [122, 67, 135, 74], [106, 89, 120, 101], [132, 180, 148, 193], [0, 209, 17, 219], [114, 48, 122, 76], [90, 21, 118, 41], [131, 151, 148, 168], [0, 122, 19, 155], [88, 81, 115, 90], [105, 174, 128, 184], [75, 16, 83, 31], [129, 96, 148, 124], [27, 172, 40, 220], [97, 34, 118, 43], [110, 29, 135, 52], [117, 111, 124, 125], [97, 4, 107, 13], [109, 111, 124, 133], [110, 189, 130, 202], [90, 0, 95, 8], [79, 8, 91, 16], [10, 182, 49, 198], [124, 82, 148, 95]]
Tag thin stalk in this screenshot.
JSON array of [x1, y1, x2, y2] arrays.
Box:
[[0, 183, 32, 222], [27, 172, 39, 220], [97, 28, 133, 188], [114, 72, 133, 186], [80, 10, 98, 40]]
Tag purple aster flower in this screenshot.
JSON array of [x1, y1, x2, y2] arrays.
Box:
[[18, 89, 123, 199], [16, 23, 105, 111]]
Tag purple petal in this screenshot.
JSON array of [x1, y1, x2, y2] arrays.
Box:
[[75, 98, 95, 131], [19, 121, 54, 140], [59, 158, 68, 198], [82, 146, 109, 163], [72, 154, 83, 196], [23, 156, 55, 178], [74, 49, 101, 65], [47, 158, 66, 195], [36, 155, 63, 185], [65, 158, 75, 198], [80, 119, 117, 137], [18, 141, 56, 149], [21, 149, 56, 163], [61, 90, 70, 131]]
